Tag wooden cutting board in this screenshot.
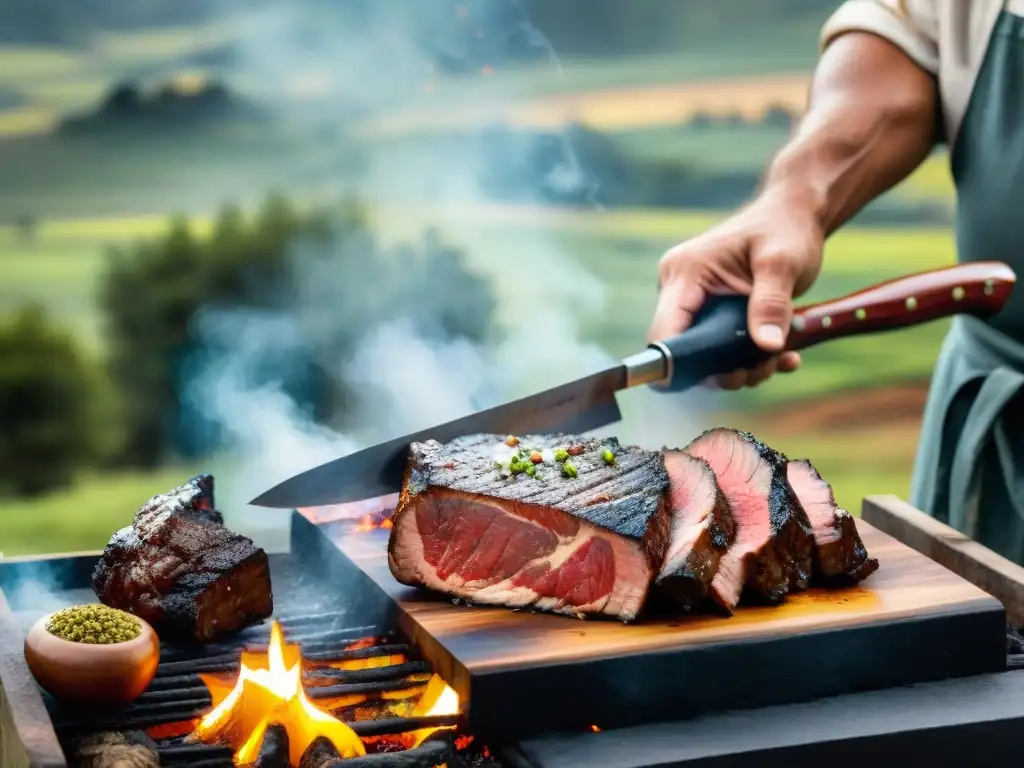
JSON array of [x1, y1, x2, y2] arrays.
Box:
[[309, 516, 1007, 742]]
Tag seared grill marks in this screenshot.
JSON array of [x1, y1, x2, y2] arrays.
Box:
[[92, 475, 274, 643], [389, 434, 670, 621], [388, 430, 876, 620]]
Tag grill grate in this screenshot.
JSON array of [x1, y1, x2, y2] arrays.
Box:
[[43, 608, 503, 768]]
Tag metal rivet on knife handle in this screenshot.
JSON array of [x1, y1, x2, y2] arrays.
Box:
[[952, 286, 965, 301], [855, 308, 867, 320], [906, 297, 917, 310], [821, 316, 832, 328]]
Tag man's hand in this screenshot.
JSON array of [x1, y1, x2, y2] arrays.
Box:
[[647, 188, 824, 390], [645, 25, 940, 391]]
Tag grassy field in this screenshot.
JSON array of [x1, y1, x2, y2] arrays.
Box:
[[0, 16, 821, 136], [0, 200, 956, 558], [0, 467, 195, 557], [0, 17, 960, 557]]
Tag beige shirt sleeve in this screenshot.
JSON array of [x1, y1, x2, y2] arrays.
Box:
[[820, 0, 940, 74]]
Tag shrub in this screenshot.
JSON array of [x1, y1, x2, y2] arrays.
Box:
[[0, 305, 98, 496], [101, 193, 496, 467]]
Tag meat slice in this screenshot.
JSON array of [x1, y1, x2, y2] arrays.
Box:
[[388, 434, 671, 621], [787, 459, 879, 582], [685, 429, 814, 612], [92, 475, 273, 643], [655, 452, 734, 608]]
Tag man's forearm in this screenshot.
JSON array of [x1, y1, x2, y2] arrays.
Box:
[[762, 32, 939, 235]]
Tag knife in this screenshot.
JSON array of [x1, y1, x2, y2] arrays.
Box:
[[250, 261, 1015, 508]]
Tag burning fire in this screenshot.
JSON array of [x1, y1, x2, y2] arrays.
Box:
[[193, 621, 365, 765], [409, 675, 460, 747], [352, 512, 393, 533]]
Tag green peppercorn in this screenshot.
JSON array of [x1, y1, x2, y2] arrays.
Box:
[[602, 447, 615, 465], [562, 460, 577, 478], [554, 448, 569, 463], [46, 604, 141, 644], [525, 464, 537, 477]]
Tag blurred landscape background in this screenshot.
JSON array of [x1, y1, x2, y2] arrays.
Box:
[[0, 0, 956, 556]]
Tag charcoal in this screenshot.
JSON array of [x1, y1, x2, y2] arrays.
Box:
[[300, 735, 454, 768], [251, 723, 289, 768]]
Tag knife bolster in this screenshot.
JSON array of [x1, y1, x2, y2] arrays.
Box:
[[624, 347, 669, 388]]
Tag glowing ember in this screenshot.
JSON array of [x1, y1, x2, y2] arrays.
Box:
[[192, 621, 365, 765], [352, 512, 394, 533], [590, 724, 601, 732], [409, 675, 460, 747]]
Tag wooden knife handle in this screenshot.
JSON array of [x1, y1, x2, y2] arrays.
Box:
[[787, 261, 1016, 352], [648, 262, 1016, 393]]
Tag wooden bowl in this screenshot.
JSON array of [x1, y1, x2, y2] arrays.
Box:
[[23, 608, 160, 707]]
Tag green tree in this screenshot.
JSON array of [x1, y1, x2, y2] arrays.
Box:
[[0, 305, 97, 497], [101, 193, 496, 468]]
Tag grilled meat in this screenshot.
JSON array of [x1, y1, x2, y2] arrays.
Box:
[[686, 429, 814, 612], [388, 434, 671, 621], [655, 451, 735, 609], [92, 475, 273, 643], [188, 473, 223, 525], [787, 459, 879, 582]]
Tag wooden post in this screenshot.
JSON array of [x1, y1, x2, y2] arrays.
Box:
[[863, 495, 1024, 627], [0, 591, 67, 767]]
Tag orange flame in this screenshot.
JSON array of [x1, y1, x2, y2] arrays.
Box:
[[408, 675, 460, 747], [192, 621, 365, 765], [352, 513, 393, 533]]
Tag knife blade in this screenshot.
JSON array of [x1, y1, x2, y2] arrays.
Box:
[[250, 261, 1015, 508], [249, 365, 630, 508]]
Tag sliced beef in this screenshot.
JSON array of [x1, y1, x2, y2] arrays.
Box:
[[388, 433, 671, 621], [655, 452, 734, 608], [92, 476, 273, 643], [787, 459, 879, 582], [685, 429, 814, 612]]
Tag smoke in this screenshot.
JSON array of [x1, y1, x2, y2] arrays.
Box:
[[179, 0, 711, 538], [1, 559, 86, 621]]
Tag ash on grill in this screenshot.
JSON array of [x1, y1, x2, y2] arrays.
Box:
[[48, 609, 502, 768]]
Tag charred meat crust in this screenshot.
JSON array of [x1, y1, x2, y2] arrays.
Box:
[[92, 475, 273, 643], [655, 452, 735, 609], [686, 428, 815, 611], [398, 433, 671, 568], [787, 458, 880, 583], [746, 433, 815, 602], [389, 434, 671, 621]]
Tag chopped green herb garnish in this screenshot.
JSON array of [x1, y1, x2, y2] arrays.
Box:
[[525, 464, 537, 477], [602, 447, 615, 465], [554, 448, 569, 463], [562, 460, 577, 478]]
